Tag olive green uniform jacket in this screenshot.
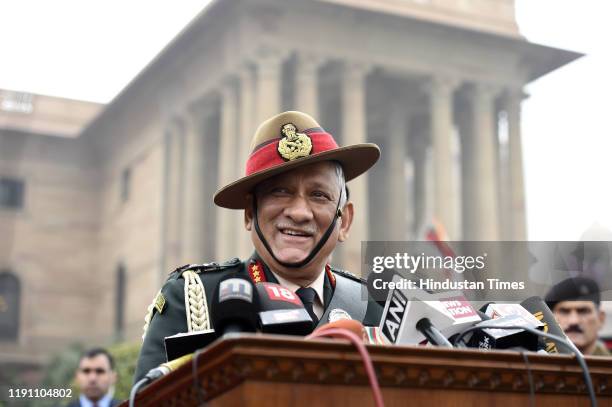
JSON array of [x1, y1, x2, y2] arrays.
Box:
[[134, 254, 383, 383], [591, 340, 611, 357]]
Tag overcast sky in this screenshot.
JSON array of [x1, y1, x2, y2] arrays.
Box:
[[1, 0, 610, 241]]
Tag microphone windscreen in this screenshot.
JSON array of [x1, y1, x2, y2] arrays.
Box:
[[256, 282, 305, 310], [211, 275, 259, 334], [256, 282, 314, 335], [468, 314, 540, 351], [314, 319, 366, 340]]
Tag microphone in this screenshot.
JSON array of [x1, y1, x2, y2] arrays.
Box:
[[255, 282, 315, 335], [520, 296, 572, 354], [378, 279, 481, 346], [415, 318, 453, 348], [211, 275, 259, 335], [466, 313, 542, 351], [143, 353, 193, 382], [131, 353, 197, 406], [483, 303, 545, 327]]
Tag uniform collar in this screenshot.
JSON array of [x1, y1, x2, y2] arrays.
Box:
[[270, 267, 326, 307], [246, 252, 333, 307]]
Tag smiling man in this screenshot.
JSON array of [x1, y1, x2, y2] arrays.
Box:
[[134, 111, 383, 382]]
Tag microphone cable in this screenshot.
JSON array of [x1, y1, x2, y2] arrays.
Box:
[[128, 377, 150, 407], [307, 328, 385, 407], [453, 324, 597, 407]]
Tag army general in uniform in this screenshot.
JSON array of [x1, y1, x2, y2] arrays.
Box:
[[134, 111, 383, 382]]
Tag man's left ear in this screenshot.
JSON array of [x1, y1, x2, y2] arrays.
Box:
[[337, 202, 354, 242], [599, 308, 606, 326]]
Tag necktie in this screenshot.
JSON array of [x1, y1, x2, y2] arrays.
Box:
[[296, 287, 319, 326]]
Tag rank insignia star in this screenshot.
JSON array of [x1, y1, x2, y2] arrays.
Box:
[[248, 261, 267, 283]]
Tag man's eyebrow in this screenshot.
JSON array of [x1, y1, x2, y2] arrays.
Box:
[[309, 180, 339, 191], [310, 184, 338, 198]]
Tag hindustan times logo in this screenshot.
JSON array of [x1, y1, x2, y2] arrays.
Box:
[[372, 252, 487, 274]]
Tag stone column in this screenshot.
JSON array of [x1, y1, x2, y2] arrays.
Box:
[[163, 118, 185, 271], [411, 118, 429, 237], [468, 83, 501, 240], [504, 88, 527, 240], [457, 95, 476, 241], [181, 100, 211, 263], [255, 49, 286, 123], [386, 102, 409, 240], [493, 100, 507, 240], [341, 62, 370, 273], [216, 78, 240, 261], [427, 76, 459, 240], [294, 53, 325, 118], [202, 102, 221, 261], [237, 64, 256, 258], [238, 64, 256, 160]]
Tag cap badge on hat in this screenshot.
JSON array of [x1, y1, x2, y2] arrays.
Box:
[[277, 123, 312, 161]]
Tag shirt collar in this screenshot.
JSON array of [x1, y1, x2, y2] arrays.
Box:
[[270, 268, 326, 306], [79, 393, 113, 407]]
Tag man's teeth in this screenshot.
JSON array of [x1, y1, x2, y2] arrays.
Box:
[[283, 229, 307, 236]]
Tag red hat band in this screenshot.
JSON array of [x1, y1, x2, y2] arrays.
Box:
[[245, 128, 339, 176]]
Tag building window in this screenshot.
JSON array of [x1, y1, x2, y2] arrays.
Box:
[[0, 272, 20, 341], [0, 178, 24, 209], [115, 264, 126, 339], [120, 168, 131, 203]]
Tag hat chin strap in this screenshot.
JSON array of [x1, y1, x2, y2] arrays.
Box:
[[252, 189, 343, 269]]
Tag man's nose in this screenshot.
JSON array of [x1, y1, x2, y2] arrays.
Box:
[[284, 195, 314, 222], [567, 310, 581, 325]]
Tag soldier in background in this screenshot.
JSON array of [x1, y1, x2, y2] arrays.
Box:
[[546, 276, 610, 356]]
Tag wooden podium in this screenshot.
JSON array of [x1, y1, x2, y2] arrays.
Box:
[[126, 334, 612, 406]]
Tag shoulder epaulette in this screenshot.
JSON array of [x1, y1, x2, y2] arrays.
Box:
[[168, 258, 242, 278], [330, 266, 367, 284]]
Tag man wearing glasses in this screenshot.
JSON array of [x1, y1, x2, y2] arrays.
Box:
[[68, 348, 120, 407]]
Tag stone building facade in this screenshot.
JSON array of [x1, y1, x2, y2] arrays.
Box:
[[0, 90, 102, 374], [0, 0, 580, 373]]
